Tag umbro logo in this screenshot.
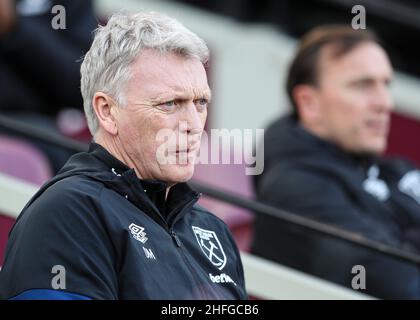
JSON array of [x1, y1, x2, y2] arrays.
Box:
[[129, 223, 156, 260], [129, 223, 148, 244]]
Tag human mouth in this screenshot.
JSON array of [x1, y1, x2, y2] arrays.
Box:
[[175, 143, 199, 154], [366, 119, 389, 135], [175, 148, 190, 155]]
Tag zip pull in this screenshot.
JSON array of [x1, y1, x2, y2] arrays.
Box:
[[170, 230, 181, 247]]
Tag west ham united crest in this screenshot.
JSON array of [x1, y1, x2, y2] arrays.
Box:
[[192, 226, 227, 270]]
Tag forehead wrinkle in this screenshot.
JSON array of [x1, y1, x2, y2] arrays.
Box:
[[171, 84, 211, 99], [129, 53, 210, 103], [151, 84, 211, 101]]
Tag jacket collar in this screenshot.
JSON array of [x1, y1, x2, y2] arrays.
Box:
[[272, 115, 377, 168], [83, 143, 200, 227]]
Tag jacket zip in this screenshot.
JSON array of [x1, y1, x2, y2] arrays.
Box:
[[130, 187, 207, 298], [170, 230, 182, 247], [167, 195, 209, 299]]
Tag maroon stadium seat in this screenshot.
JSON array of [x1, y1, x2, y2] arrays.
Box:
[[193, 153, 255, 252], [386, 112, 420, 166], [0, 136, 52, 265]]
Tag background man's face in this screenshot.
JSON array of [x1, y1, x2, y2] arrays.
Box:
[[115, 49, 210, 184], [314, 42, 394, 155]]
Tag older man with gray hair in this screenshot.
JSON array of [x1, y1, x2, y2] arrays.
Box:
[[0, 12, 247, 300]]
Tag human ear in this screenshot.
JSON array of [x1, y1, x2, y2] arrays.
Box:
[[92, 92, 119, 136], [293, 84, 321, 124]]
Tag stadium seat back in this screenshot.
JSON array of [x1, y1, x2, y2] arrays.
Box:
[[0, 135, 52, 265]]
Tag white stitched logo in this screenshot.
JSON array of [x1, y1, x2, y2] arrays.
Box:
[[209, 273, 237, 286], [362, 165, 390, 201], [142, 247, 156, 260], [129, 223, 148, 244], [192, 226, 227, 270], [398, 170, 420, 205]]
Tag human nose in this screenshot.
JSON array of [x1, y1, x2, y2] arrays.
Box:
[[372, 83, 394, 113], [181, 101, 205, 135]]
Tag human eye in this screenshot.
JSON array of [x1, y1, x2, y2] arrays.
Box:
[[194, 98, 209, 111], [156, 100, 178, 112], [384, 78, 392, 87], [352, 78, 375, 90]]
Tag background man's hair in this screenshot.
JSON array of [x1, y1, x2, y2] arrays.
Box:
[[286, 25, 380, 118], [80, 11, 209, 134]]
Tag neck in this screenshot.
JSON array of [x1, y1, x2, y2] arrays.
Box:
[[94, 132, 173, 198], [94, 132, 143, 179], [299, 119, 330, 142]]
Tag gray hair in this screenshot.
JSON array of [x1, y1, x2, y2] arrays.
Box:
[[80, 11, 209, 134]]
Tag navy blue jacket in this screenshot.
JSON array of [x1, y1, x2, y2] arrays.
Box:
[[252, 115, 420, 299], [0, 143, 247, 300]]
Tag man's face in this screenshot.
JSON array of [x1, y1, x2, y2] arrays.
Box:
[[313, 42, 394, 155], [115, 49, 210, 184]]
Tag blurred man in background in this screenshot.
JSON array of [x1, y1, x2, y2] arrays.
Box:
[[252, 25, 420, 299], [0, 0, 97, 172], [0, 11, 247, 300], [0, 0, 96, 115]]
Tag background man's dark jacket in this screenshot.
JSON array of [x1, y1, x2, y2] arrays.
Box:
[[252, 115, 420, 299], [0, 143, 247, 300], [0, 0, 97, 114]]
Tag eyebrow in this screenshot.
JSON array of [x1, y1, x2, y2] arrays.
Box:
[[151, 88, 212, 103], [347, 75, 392, 85]]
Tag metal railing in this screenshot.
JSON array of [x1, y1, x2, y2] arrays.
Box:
[[1, 113, 420, 267], [0, 171, 372, 300]]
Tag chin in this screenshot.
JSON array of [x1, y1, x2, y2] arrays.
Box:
[[164, 164, 195, 184], [362, 140, 388, 155]]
